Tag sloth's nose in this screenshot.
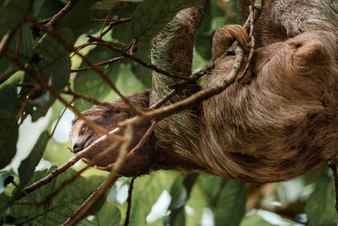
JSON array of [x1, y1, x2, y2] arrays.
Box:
[[72, 143, 83, 153]]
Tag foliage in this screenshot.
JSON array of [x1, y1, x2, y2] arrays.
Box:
[[0, 0, 337, 226]]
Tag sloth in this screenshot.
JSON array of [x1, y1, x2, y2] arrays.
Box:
[[70, 24, 338, 182]]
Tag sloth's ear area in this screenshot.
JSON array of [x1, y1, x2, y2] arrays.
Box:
[[288, 31, 336, 67]]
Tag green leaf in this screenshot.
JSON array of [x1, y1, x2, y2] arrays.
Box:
[[305, 167, 337, 226], [22, 28, 74, 121], [198, 175, 246, 226], [113, 0, 199, 43], [0, 0, 32, 38], [0, 74, 20, 169], [18, 131, 50, 187], [0, 193, 11, 218], [112, 0, 200, 80]]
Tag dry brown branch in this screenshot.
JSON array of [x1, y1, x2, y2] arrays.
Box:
[[119, 46, 244, 128], [62, 124, 134, 226], [71, 56, 123, 72], [0, 68, 17, 84], [238, 1, 256, 81], [99, 17, 131, 38]]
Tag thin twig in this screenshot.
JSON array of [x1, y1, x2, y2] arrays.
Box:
[[62, 89, 110, 107], [238, 1, 256, 81], [124, 177, 136, 226], [100, 17, 131, 38], [45, 0, 80, 28], [149, 90, 177, 110], [88, 36, 194, 82], [329, 161, 338, 223], [49, 104, 69, 138], [21, 125, 124, 197], [71, 56, 123, 73]]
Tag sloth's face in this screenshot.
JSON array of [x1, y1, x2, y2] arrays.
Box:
[[69, 93, 152, 176], [70, 105, 126, 167]]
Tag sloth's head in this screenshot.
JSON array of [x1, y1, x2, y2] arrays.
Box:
[[70, 92, 155, 176]]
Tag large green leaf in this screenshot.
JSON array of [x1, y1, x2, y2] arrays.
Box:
[[165, 174, 197, 226], [0, 0, 32, 38], [0, 74, 20, 169], [18, 131, 50, 187], [22, 28, 74, 121], [59, 0, 98, 36], [112, 0, 199, 43], [0, 5, 33, 79], [305, 167, 337, 226], [198, 175, 246, 226], [129, 171, 177, 226]]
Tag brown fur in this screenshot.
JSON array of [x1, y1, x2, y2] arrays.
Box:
[[70, 92, 154, 176], [200, 31, 338, 182], [71, 28, 338, 182]]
